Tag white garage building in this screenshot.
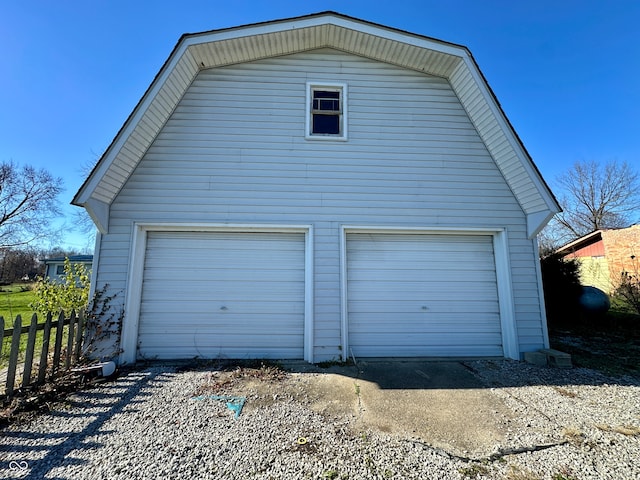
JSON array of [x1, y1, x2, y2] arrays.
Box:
[[73, 12, 560, 364]]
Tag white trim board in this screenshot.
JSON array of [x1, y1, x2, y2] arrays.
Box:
[[120, 223, 314, 364]]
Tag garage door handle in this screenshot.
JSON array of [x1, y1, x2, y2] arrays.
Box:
[[220, 306, 228, 311], [421, 306, 428, 310]]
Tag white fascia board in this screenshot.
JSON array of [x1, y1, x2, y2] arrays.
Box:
[[342, 225, 508, 235], [183, 14, 466, 58], [458, 56, 561, 217], [131, 222, 312, 233], [74, 41, 195, 207]]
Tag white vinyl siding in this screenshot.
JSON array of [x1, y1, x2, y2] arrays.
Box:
[[94, 49, 546, 362], [346, 233, 502, 357], [137, 231, 305, 360]]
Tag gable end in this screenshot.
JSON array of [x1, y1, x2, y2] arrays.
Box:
[[73, 12, 559, 235]]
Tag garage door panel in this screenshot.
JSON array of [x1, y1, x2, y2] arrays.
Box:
[[142, 267, 305, 282], [350, 301, 500, 316], [140, 301, 304, 315], [140, 332, 303, 347], [347, 233, 503, 357], [138, 312, 303, 327], [349, 282, 495, 301], [358, 331, 502, 344], [364, 345, 503, 358], [141, 283, 304, 299], [137, 345, 300, 360], [138, 231, 305, 360], [348, 320, 502, 334]]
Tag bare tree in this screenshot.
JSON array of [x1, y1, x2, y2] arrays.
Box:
[[0, 248, 41, 283], [0, 161, 64, 248], [555, 160, 640, 238]]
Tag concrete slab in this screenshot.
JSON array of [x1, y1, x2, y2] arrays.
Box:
[[283, 359, 514, 457]]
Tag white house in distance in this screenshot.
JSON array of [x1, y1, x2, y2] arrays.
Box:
[[73, 12, 560, 365], [43, 255, 93, 283]]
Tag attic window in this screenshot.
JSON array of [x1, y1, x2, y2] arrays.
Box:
[[306, 82, 347, 140]]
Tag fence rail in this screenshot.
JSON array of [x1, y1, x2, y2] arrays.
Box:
[[1, 311, 85, 398]]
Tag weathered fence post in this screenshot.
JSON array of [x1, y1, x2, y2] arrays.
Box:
[[37, 313, 53, 385], [22, 313, 39, 387], [6, 315, 22, 396], [51, 311, 65, 377], [65, 311, 76, 370], [74, 310, 85, 362]]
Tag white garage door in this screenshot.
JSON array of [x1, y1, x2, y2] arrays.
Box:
[[138, 231, 305, 360], [347, 233, 502, 357]]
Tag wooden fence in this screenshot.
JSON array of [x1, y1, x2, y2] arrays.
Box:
[[1, 311, 85, 398]]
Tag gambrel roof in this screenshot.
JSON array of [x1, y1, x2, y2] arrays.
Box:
[[73, 11, 560, 237]]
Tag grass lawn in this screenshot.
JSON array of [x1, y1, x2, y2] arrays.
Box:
[[0, 284, 40, 369], [0, 283, 38, 323]]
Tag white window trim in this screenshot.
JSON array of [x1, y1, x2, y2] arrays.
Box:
[[305, 82, 348, 141], [121, 222, 315, 365], [339, 225, 519, 361]]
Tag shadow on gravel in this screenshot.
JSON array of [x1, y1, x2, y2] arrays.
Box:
[[0, 369, 172, 480]]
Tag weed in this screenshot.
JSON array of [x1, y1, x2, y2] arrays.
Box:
[[364, 455, 376, 473], [553, 386, 578, 398], [553, 466, 579, 480], [459, 463, 490, 478], [228, 361, 286, 382], [316, 358, 353, 368], [194, 360, 287, 395], [383, 468, 394, 478], [562, 426, 585, 445], [504, 465, 541, 480], [354, 382, 361, 396], [81, 284, 124, 362], [323, 470, 339, 479], [613, 424, 640, 436]]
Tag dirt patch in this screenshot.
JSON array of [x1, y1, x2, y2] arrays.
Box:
[[0, 372, 97, 429], [551, 331, 640, 377]]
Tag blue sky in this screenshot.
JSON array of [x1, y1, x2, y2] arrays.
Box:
[[1, 1, 639, 251]]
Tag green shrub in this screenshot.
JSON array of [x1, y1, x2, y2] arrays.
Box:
[[30, 258, 91, 316], [540, 253, 582, 328], [614, 262, 640, 315]]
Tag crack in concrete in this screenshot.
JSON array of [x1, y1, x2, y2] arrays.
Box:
[[405, 438, 569, 464]]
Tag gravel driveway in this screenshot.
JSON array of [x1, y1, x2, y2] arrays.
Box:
[[1, 360, 639, 479]]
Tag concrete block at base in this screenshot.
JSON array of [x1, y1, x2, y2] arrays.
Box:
[[540, 348, 572, 368], [524, 351, 548, 366]]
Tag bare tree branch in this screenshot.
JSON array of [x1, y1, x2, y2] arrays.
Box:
[[554, 160, 640, 238], [0, 160, 64, 248]]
